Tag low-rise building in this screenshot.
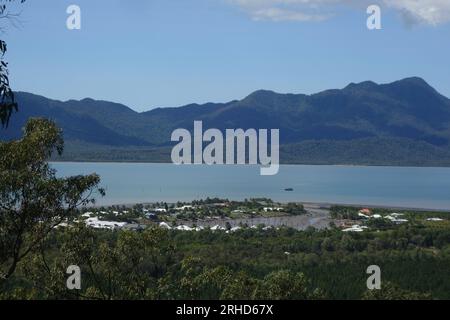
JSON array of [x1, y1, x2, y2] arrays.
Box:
[[85, 217, 127, 230]]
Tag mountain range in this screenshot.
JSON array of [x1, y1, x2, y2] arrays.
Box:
[[2, 77, 450, 166]]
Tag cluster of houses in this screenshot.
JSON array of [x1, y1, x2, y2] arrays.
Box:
[[79, 203, 271, 231], [341, 208, 411, 232], [341, 208, 446, 232], [84, 216, 128, 230], [143, 205, 213, 216], [342, 225, 369, 232], [144, 201, 286, 218], [158, 222, 274, 233], [426, 217, 444, 221], [263, 207, 284, 212], [385, 213, 409, 224], [84, 210, 131, 217], [78, 206, 446, 232], [81, 211, 134, 230], [357, 208, 409, 224]]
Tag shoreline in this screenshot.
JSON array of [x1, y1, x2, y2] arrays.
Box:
[[301, 202, 450, 213], [49, 160, 450, 170], [88, 200, 450, 213]]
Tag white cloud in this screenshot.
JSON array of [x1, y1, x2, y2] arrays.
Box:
[[251, 7, 330, 21], [228, 0, 345, 22], [226, 0, 450, 25], [384, 0, 450, 26]]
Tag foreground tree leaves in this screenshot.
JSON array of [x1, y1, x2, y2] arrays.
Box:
[[0, 118, 104, 281], [362, 282, 432, 300], [17, 226, 175, 300], [0, 0, 27, 127], [0, 40, 17, 127]]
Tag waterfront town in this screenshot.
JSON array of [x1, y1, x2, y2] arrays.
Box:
[[70, 198, 448, 233]]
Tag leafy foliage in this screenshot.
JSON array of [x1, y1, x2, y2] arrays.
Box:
[[0, 0, 26, 127], [0, 39, 16, 127], [0, 118, 104, 281], [1, 218, 450, 300]]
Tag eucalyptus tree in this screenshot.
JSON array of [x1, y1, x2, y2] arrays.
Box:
[[0, 118, 104, 282], [0, 0, 26, 127]]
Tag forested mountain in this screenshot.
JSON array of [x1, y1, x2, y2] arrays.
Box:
[[3, 77, 450, 165]]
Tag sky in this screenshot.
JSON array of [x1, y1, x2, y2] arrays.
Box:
[[2, 0, 450, 111]]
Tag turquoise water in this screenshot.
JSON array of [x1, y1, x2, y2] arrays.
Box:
[[52, 162, 450, 210]]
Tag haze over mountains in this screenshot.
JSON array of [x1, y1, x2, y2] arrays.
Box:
[[3, 77, 450, 166]]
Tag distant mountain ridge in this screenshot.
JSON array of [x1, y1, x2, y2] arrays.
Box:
[[2, 77, 450, 166]]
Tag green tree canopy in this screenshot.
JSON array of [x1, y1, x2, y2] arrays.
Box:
[[0, 118, 104, 281]]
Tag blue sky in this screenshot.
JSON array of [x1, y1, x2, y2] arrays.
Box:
[[3, 0, 450, 111]]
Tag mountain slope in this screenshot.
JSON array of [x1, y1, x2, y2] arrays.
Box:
[[1, 92, 151, 146], [2, 77, 450, 165]]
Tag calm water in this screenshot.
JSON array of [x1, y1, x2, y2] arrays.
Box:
[[51, 162, 450, 210]]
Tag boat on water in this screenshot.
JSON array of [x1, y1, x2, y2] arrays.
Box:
[[284, 188, 294, 192]]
